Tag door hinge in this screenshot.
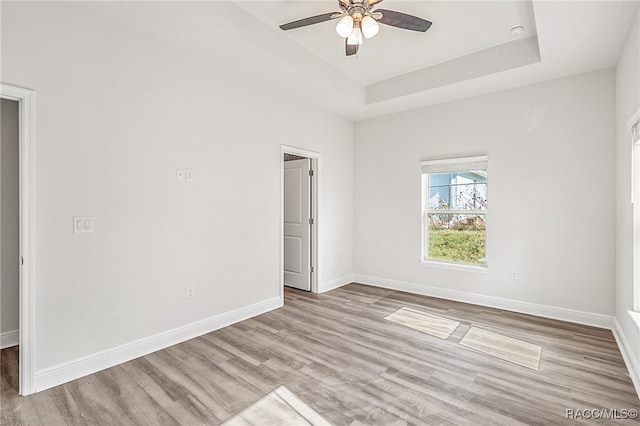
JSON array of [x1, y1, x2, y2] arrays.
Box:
[[20, 257, 24, 266], [309, 169, 314, 177], [309, 218, 314, 225], [310, 266, 314, 273]]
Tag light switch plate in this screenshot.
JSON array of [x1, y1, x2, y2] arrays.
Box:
[[186, 168, 195, 182], [73, 216, 94, 233]]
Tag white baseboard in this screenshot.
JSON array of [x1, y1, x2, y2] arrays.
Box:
[[0, 329, 19, 349], [353, 274, 615, 329], [613, 318, 640, 399], [318, 274, 353, 293], [34, 296, 283, 393]]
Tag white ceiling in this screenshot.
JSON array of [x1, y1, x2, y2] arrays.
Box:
[[75, 1, 638, 121], [237, 1, 538, 85]]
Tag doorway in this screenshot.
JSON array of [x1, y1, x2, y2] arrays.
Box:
[[1, 84, 35, 396], [1, 99, 20, 395], [281, 147, 319, 294]]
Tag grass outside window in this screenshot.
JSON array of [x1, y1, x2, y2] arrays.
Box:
[[422, 156, 488, 266], [428, 227, 486, 265]]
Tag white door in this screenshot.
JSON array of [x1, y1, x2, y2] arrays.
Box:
[[284, 158, 312, 291]]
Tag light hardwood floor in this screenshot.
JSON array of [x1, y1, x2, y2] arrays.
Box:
[[2, 283, 639, 425]]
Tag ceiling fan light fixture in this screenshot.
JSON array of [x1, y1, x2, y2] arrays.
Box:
[[347, 24, 363, 46], [361, 15, 379, 38], [336, 15, 354, 37]]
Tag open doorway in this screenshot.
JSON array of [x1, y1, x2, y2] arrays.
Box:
[[1, 98, 20, 395], [281, 147, 319, 295], [1, 83, 35, 396]]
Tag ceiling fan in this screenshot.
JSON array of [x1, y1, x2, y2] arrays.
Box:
[[279, 0, 432, 56]]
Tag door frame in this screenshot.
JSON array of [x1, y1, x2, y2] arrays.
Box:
[[280, 145, 319, 295], [1, 83, 35, 395]]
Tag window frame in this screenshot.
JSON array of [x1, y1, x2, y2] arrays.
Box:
[[421, 155, 489, 269], [630, 111, 640, 313]]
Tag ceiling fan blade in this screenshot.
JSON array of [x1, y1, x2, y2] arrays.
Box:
[[280, 12, 340, 31], [376, 9, 432, 32], [365, 0, 384, 8], [345, 39, 359, 56]]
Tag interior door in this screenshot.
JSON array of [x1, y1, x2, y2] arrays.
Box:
[[284, 158, 311, 291]]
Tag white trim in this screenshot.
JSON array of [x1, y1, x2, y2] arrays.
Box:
[[632, 107, 640, 311], [421, 155, 488, 168], [34, 296, 282, 393], [626, 107, 640, 132], [420, 260, 491, 273], [613, 318, 640, 399], [282, 145, 321, 160], [1, 83, 35, 396], [318, 274, 353, 293], [353, 274, 615, 329], [633, 137, 640, 310], [280, 145, 320, 293], [0, 329, 19, 349], [629, 310, 640, 330]]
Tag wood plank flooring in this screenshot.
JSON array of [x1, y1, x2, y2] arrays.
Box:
[[2, 283, 639, 425]]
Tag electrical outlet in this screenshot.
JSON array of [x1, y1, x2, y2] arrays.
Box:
[[177, 169, 185, 182], [186, 287, 194, 299], [510, 269, 518, 280], [73, 216, 94, 233]]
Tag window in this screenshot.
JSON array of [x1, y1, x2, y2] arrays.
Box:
[[421, 156, 488, 266], [631, 115, 640, 312]]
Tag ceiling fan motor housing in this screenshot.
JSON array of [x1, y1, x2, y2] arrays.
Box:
[[349, 5, 367, 22]]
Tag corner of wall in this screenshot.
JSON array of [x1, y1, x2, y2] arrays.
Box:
[[318, 275, 353, 293]]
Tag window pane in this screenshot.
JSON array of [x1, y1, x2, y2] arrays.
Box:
[[427, 213, 486, 264], [428, 171, 487, 210]]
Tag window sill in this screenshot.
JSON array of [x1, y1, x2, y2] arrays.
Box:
[[420, 260, 491, 273], [628, 311, 640, 331]]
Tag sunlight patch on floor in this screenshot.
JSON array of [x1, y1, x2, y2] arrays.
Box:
[[460, 327, 542, 370], [385, 307, 460, 339], [222, 385, 331, 426]]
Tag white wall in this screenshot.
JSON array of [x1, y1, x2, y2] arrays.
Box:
[[354, 69, 616, 318], [1, 99, 20, 340], [1, 2, 353, 376], [615, 7, 640, 386]]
